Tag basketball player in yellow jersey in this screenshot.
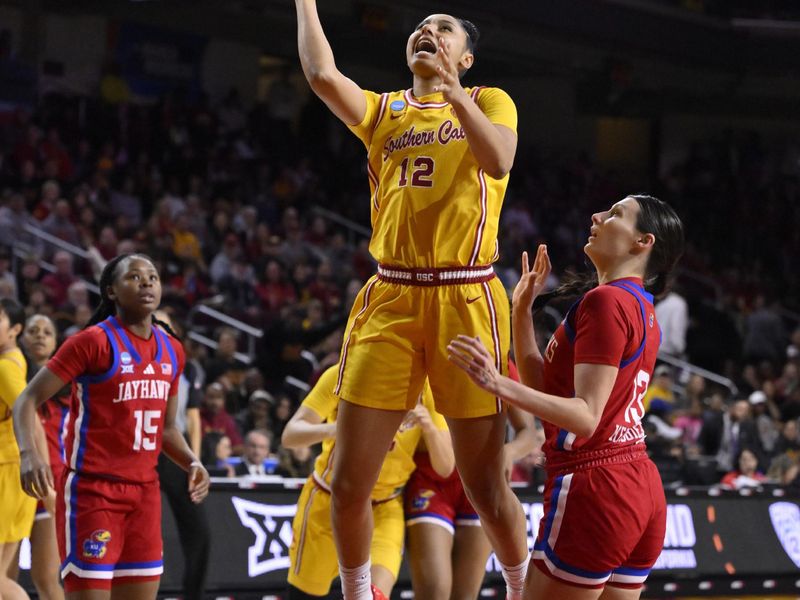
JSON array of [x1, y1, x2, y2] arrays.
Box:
[[281, 366, 453, 600], [0, 298, 36, 600], [295, 3, 530, 599]]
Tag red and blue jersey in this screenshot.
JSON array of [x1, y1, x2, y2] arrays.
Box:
[[47, 316, 185, 484], [540, 278, 661, 462]]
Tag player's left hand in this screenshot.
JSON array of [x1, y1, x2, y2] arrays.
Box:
[[447, 335, 500, 393], [188, 461, 210, 503], [433, 37, 468, 104]]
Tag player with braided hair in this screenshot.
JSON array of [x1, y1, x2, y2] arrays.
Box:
[[13, 253, 209, 599]]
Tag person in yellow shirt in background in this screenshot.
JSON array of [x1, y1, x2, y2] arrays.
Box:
[[0, 298, 34, 600], [281, 366, 453, 600]]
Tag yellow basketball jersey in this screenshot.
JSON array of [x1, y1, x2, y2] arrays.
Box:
[[304, 365, 446, 501], [0, 348, 27, 465], [348, 87, 517, 268]]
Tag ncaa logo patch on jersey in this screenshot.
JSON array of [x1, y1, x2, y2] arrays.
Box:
[[411, 489, 435, 511], [82, 529, 111, 559], [120, 352, 132, 365], [389, 99, 406, 118], [649, 312, 654, 328], [161, 363, 172, 375]]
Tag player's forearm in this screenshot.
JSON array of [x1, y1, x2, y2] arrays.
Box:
[[421, 427, 454, 478], [295, 0, 338, 86], [512, 309, 545, 389], [162, 426, 199, 472], [34, 418, 50, 466], [281, 421, 336, 449], [13, 392, 41, 455], [186, 409, 202, 457], [493, 376, 600, 439], [450, 94, 515, 179]]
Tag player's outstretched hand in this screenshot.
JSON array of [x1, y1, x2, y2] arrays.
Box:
[[512, 245, 551, 313], [19, 448, 53, 500], [433, 36, 468, 104], [188, 461, 211, 504], [447, 335, 500, 394]]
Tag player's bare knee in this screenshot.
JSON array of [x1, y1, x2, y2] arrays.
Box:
[[330, 475, 372, 507]]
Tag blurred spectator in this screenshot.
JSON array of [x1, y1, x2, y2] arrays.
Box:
[[40, 251, 77, 309], [275, 445, 314, 479], [236, 390, 274, 435], [200, 432, 234, 478], [749, 390, 781, 455], [773, 419, 800, 461], [41, 198, 80, 247], [643, 365, 675, 417], [255, 259, 297, 314], [0, 247, 18, 300], [234, 429, 277, 476], [656, 288, 689, 357], [0, 192, 42, 255], [743, 294, 786, 366], [713, 399, 764, 472], [270, 393, 294, 444], [200, 382, 243, 454], [205, 327, 247, 385], [720, 448, 767, 489], [767, 453, 800, 486], [209, 232, 241, 284]]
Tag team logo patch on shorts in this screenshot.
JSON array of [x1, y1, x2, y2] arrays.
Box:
[[82, 529, 111, 559], [411, 489, 435, 511]]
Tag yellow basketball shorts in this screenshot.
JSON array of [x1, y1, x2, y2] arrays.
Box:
[[334, 269, 510, 418], [0, 462, 36, 543], [288, 479, 405, 596]]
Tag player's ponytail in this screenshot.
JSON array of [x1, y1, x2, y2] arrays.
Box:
[[152, 315, 179, 339], [86, 253, 154, 328], [532, 271, 597, 311], [631, 195, 684, 299]]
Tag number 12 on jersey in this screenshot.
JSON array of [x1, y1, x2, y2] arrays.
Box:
[[133, 409, 160, 451], [398, 156, 434, 188]]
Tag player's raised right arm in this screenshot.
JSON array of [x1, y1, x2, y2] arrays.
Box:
[[296, 0, 366, 126]]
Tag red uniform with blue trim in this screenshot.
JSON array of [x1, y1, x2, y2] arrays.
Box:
[[532, 278, 666, 589], [34, 395, 70, 519], [46, 316, 184, 590]]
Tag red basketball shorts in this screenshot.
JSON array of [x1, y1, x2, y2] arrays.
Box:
[[532, 456, 666, 589], [56, 470, 163, 591], [404, 453, 479, 534]]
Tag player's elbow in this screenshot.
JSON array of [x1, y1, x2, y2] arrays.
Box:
[[306, 69, 339, 98], [574, 409, 601, 439], [280, 427, 300, 450], [485, 156, 513, 180], [432, 455, 455, 478]]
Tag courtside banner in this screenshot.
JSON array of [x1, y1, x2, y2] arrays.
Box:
[[156, 482, 799, 593], [18, 481, 800, 595]]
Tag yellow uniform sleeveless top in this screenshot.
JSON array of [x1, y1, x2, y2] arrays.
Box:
[[348, 87, 517, 268]]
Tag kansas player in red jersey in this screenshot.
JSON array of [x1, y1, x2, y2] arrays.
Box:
[[14, 254, 210, 599], [449, 195, 684, 599]]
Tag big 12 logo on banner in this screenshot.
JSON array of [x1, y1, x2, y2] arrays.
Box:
[[232, 496, 296, 577]]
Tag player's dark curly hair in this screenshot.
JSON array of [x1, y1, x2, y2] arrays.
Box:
[[533, 195, 684, 310], [86, 253, 178, 338], [459, 19, 480, 53]]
